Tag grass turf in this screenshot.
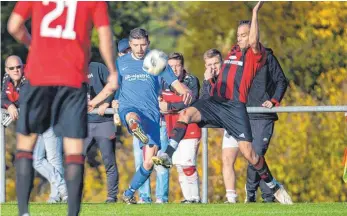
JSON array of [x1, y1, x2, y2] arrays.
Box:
[[1, 202, 347, 216]]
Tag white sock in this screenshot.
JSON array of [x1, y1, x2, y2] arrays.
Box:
[[226, 190, 237, 202], [177, 165, 190, 200], [186, 168, 200, 201], [265, 178, 277, 189]]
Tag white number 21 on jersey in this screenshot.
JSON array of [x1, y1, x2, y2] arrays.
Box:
[[40, 0, 77, 40]]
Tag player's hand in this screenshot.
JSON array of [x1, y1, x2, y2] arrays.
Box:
[[253, 1, 264, 13], [113, 113, 121, 126], [112, 100, 119, 109], [182, 90, 193, 105], [98, 103, 109, 116], [88, 101, 96, 113], [204, 67, 214, 80], [262, 100, 274, 109], [7, 104, 19, 120], [159, 101, 168, 113], [107, 72, 119, 91]]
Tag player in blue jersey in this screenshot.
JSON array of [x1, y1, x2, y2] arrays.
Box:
[[88, 28, 193, 204]]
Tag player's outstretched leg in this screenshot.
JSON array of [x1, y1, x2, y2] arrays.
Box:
[[253, 156, 292, 204], [238, 141, 293, 204], [15, 134, 38, 216], [153, 107, 202, 168], [123, 145, 158, 204], [126, 113, 149, 144]]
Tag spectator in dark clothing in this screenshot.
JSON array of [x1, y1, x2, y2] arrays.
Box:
[[84, 62, 119, 203], [245, 48, 288, 203], [1, 55, 26, 120]]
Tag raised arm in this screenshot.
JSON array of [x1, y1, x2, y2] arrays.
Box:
[[249, 1, 264, 54]]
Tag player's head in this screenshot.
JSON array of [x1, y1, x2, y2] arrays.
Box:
[[203, 49, 222, 76], [168, 52, 185, 79], [118, 38, 131, 57], [5, 55, 23, 82], [237, 20, 251, 50], [129, 28, 150, 59]]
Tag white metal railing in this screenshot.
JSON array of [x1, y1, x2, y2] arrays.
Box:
[[1, 106, 347, 203]]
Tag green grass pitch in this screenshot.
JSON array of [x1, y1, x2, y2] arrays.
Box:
[[1, 202, 347, 216]]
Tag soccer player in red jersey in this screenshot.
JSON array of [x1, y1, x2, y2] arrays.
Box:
[[152, 1, 293, 204], [7, 1, 118, 215]]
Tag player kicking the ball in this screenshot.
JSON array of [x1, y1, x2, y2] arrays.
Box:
[[88, 28, 192, 204], [7, 1, 118, 215], [152, 2, 293, 205]]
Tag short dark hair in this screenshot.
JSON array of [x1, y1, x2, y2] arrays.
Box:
[[238, 20, 251, 27], [203, 49, 222, 62], [129, 28, 149, 41], [168, 52, 184, 66]]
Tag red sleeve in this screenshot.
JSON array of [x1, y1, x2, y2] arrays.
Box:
[[270, 98, 280, 107], [92, 2, 110, 28], [13, 1, 32, 20], [248, 43, 266, 62]]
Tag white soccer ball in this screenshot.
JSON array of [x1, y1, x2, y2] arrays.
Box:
[[142, 49, 168, 76]]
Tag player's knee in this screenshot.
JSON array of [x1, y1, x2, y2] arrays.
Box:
[[182, 166, 197, 176], [178, 111, 190, 123], [222, 153, 235, 167], [242, 151, 253, 163], [176, 165, 183, 174], [143, 160, 154, 170], [125, 112, 140, 123]]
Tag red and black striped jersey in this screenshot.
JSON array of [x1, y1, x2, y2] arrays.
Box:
[[211, 44, 266, 103]]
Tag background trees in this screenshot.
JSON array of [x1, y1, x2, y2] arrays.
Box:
[[2, 1, 346, 202]]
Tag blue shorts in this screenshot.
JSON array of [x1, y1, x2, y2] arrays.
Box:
[[119, 106, 161, 149]]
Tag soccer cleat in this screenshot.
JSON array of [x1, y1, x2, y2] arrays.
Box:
[[61, 195, 68, 203], [47, 197, 60, 204], [155, 198, 168, 204], [122, 192, 137, 204], [128, 119, 149, 144], [224, 200, 237, 204], [273, 181, 293, 205], [105, 197, 117, 203], [137, 197, 152, 204], [181, 199, 200, 204], [225, 196, 237, 204], [152, 153, 173, 168]]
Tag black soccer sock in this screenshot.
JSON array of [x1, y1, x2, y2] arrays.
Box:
[[252, 156, 276, 188], [165, 121, 188, 157], [65, 155, 85, 216], [165, 145, 176, 158], [171, 121, 188, 144], [15, 150, 34, 216]]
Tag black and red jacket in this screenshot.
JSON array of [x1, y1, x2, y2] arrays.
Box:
[[1, 74, 26, 109]]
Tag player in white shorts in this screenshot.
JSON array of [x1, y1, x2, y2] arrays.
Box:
[[160, 52, 201, 203]]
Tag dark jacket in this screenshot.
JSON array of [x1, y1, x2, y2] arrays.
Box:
[[162, 70, 200, 111], [201, 48, 288, 121], [1, 73, 26, 109], [87, 62, 115, 123], [247, 48, 288, 120]]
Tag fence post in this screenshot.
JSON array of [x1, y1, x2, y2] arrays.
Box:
[[0, 111, 6, 203], [202, 127, 208, 203]]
